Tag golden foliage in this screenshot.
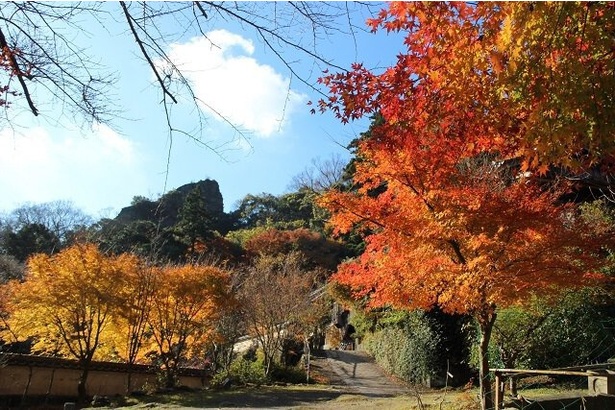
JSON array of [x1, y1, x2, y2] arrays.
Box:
[[7, 243, 137, 360]]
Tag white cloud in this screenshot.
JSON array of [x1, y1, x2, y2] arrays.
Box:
[[0, 124, 146, 216], [164, 30, 307, 138]]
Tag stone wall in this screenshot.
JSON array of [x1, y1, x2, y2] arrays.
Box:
[[0, 354, 208, 397]]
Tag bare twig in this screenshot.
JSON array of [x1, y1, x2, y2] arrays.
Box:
[[120, 1, 177, 104]]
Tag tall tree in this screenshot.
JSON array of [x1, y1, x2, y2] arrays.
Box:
[[318, 2, 615, 176], [317, 3, 615, 409], [109, 260, 157, 393], [147, 263, 231, 388], [6, 243, 136, 403], [240, 252, 318, 376], [176, 186, 216, 256]]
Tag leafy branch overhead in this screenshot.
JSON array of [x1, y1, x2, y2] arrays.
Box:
[[319, 2, 615, 174]]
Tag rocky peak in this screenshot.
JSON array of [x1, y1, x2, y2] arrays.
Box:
[[115, 179, 224, 228]]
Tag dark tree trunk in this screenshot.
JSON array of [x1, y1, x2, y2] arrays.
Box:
[[478, 313, 497, 410], [44, 367, 56, 406], [77, 365, 90, 405], [126, 364, 133, 394], [163, 357, 177, 388]]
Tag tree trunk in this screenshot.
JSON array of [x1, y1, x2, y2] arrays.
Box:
[[509, 376, 517, 398], [478, 313, 497, 410], [166, 370, 175, 388], [77, 365, 90, 405], [305, 335, 311, 383], [264, 353, 273, 377], [164, 363, 176, 388], [501, 354, 518, 398], [126, 364, 133, 394]]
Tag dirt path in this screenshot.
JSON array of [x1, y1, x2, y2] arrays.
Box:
[[96, 349, 415, 409], [313, 349, 409, 397]]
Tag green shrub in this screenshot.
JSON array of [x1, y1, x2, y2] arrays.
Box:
[[210, 348, 309, 387], [210, 355, 267, 387], [231, 356, 267, 385], [488, 290, 615, 371], [270, 361, 308, 384], [364, 310, 440, 384]]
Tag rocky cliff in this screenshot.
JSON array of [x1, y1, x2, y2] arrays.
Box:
[[115, 179, 224, 228]]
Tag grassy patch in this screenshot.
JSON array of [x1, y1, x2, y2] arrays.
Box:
[[94, 385, 483, 410]]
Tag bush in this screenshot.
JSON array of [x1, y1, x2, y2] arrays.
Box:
[[270, 361, 308, 384], [363, 310, 440, 384], [210, 355, 267, 387], [489, 290, 615, 371], [210, 348, 309, 387]]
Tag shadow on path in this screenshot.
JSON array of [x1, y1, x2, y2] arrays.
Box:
[[205, 386, 345, 409], [318, 349, 409, 398]]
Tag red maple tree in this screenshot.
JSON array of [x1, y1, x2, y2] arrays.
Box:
[[317, 3, 615, 408]]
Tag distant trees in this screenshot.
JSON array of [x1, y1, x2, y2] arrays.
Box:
[[3, 201, 93, 243], [4, 223, 60, 262], [233, 191, 318, 230], [91, 182, 230, 263], [245, 227, 348, 272], [0, 181, 345, 269], [0, 201, 92, 261], [290, 154, 347, 193]]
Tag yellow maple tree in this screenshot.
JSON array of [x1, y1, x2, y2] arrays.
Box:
[[146, 263, 231, 388], [104, 259, 157, 392], [7, 243, 137, 402]]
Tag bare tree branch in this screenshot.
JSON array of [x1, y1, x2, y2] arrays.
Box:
[[120, 1, 177, 105], [0, 26, 38, 115], [0, 1, 386, 158]]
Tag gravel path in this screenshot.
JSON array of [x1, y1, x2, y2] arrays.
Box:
[[316, 349, 409, 397], [94, 349, 412, 409]]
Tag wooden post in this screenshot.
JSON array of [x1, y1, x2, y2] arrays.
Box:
[[304, 335, 311, 383], [494, 371, 502, 410]]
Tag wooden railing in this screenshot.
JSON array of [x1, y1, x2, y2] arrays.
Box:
[[491, 364, 615, 410]]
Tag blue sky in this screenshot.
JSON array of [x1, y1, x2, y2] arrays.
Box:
[[0, 3, 403, 218]]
